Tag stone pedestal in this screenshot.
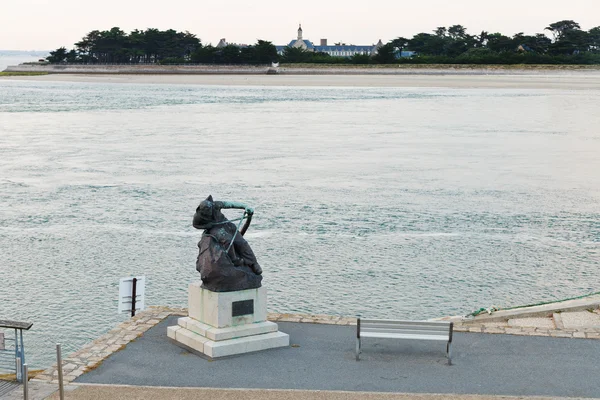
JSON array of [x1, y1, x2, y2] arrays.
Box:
[[168, 282, 289, 358]]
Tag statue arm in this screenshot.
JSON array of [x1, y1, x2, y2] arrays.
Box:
[[215, 201, 254, 215], [215, 201, 254, 236]]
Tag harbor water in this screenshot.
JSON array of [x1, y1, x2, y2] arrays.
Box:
[[0, 78, 599, 368]]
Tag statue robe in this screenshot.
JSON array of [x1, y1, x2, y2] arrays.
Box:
[[196, 221, 262, 292]]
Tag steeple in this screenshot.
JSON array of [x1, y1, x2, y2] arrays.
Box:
[[297, 24, 303, 41]]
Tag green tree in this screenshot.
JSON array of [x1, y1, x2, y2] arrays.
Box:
[[589, 27, 600, 51], [408, 33, 446, 55], [549, 29, 590, 55], [434, 27, 447, 37], [486, 33, 514, 52], [75, 30, 102, 62], [391, 37, 409, 53], [191, 45, 217, 63], [445, 25, 477, 56], [96, 27, 128, 62], [373, 42, 396, 63], [476, 31, 489, 48], [513, 33, 552, 53], [281, 46, 312, 63], [545, 20, 581, 41], [253, 40, 278, 64], [65, 49, 78, 63], [47, 47, 68, 63], [350, 53, 371, 64], [216, 45, 242, 64], [179, 31, 201, 60], [126, 29, 146, 63], [447, 25, 467, 40]]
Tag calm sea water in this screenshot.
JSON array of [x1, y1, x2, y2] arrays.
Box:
[[0, 55, 46, 72], [0, 78, 599, 368]]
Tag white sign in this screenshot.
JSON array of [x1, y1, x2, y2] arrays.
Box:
[[0, 332, 4, 350], [118, 276, 146, 315]]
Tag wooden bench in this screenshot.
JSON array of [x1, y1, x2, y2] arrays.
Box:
[[356, 318, 454, 364]]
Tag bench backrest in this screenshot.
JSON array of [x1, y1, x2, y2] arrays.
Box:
[[358, 318, 453, 341]]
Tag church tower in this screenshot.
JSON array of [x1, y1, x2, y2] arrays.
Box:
[[297, 24, 303, 41]]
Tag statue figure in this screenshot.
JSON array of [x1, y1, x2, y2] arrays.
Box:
[[193, 195, 262, 292]]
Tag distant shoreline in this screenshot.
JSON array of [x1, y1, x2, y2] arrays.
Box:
[[3, 62, 600, 76], [4, 70, 600, 90], [3, 62, 600, 90]]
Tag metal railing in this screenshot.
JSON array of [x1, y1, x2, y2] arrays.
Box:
[[0, 329, 22, 381], [0, 324, 65, 400], [0, 321, 32, 383]]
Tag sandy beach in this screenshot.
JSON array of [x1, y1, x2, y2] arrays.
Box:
[[2, 71, 600, 89]]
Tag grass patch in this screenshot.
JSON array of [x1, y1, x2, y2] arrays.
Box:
[[0, 72, 49, 76], [0, 369, 45, 381], [83, 360, 103, 373]]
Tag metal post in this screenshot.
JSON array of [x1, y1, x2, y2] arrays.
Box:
[[15, 357, 22, 383], [14, 329, 20, 382], [23, 364, 29, 400], [356, 318, 361, 361], [131, 277, 138, 317], [20, 329, 24, 366], [57, 344, 65, 400]]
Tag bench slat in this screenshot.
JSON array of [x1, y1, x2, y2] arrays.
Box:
[[361, 332, 449, 341], [360, 319, 450, 327], [362, 328, 449, 336], [362, 323, 449, 332]]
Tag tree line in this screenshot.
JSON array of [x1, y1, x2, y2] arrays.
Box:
[[374, 20, 600, 64], [46, 27, 278, 65], [47, 20, 600, 65]]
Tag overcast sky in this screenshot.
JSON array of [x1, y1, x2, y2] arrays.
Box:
[[1, 0, 598, 50]]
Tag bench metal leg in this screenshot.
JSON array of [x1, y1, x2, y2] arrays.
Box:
[[355, 337, 361, 361], [446, 341, 452, 365]]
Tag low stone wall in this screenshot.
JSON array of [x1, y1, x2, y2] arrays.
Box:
[[440, 295, 600, 339]]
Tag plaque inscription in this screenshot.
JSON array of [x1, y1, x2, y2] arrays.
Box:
[[232, 300, 254, 317]]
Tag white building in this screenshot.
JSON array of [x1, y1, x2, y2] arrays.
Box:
[[276, 25, 383, 57]]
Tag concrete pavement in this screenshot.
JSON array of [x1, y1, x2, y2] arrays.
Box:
[[72, 316, 600, 398]]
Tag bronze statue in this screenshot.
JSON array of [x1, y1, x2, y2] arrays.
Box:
[[193, 196, 262, 292]]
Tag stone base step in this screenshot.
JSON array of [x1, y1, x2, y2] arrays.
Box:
[[178, 317, 279, 341], [168, 325, 289, 358]]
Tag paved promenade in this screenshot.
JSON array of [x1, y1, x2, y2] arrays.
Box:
[[6, 296, 596, 399], [70, 316, 600, 398]]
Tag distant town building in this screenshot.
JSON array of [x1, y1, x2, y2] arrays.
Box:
[[215, 38, 248, 48], [396, 51, 416, 58], [276, 25, 384, 57]]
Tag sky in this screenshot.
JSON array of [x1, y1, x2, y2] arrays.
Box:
[[0, 0, 599, 50]]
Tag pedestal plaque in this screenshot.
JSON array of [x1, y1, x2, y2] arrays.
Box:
[[168, 283, 289, 358]]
